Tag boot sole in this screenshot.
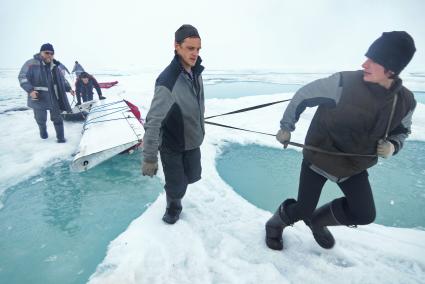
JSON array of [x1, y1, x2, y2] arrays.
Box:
[[313, 233, 335, 249], [162, 212, 181, 224], [162, 217, 179, 224]]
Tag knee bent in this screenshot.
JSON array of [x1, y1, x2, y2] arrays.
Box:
[[287, 201, 315, 222]]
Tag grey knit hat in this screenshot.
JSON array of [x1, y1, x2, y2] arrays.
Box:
[[175, 25, 200, 43]]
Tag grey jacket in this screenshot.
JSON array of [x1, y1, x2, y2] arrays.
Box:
[[143, 54, 205, 162], [18, 54, 72, 112], [72, 62, 85, 77], [280, 71, 416, 179]]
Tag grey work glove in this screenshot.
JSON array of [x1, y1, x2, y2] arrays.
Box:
[[276, 129, 291, 149], [142, 160, 158, 177], [377, 139, 395, 158]]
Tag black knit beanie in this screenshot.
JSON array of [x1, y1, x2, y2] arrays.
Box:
[[175, 25, 200, 43], [365, 31, 416, 75], [40, 43, 54, 53]]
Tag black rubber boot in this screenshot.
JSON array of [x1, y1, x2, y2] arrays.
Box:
[[38, 125, 48, 139], [304, 202, 341, 249], [162, 196, 182, 225], [265, 199, 296, 250], [54, 123, 66, 143]]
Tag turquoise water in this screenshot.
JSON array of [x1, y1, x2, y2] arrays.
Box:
[[1, 78, 424, 284], [204, 81, 300, 99], [0, 153, 162, 284], [216, 142, 425, 229], [204, 81, 425, 102], [414, 91, 425, 104]]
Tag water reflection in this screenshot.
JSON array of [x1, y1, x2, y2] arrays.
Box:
[[217, 141, 425, 228], [42, 163, 83, 235], [0, 152, 162, 284]]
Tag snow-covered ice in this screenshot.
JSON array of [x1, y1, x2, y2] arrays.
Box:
[[1, 69, 425, 283], [89, 73, 425, 284]]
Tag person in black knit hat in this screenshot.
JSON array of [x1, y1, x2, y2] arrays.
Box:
[[365, 31, 416, 76], [18, 43, 75, 142], [265, 31, 417, 251]]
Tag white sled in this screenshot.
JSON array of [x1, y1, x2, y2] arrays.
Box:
[[71, 98, 144, 172]]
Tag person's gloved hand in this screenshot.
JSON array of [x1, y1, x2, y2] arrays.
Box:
[[377, 139, 395, 158], [99, 96, 106, 100], [276, 129, 291, 149], [142, 160, 158, 177], [76, 102, 81, 106]]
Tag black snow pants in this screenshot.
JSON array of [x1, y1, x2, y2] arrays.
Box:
[[160, 147, 202, 200], [286, 160, 376, 226]]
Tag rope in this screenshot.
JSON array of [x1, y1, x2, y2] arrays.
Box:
[[204, 121, 377, 158], [89, 105, 128, 114], [82, 99, 131, 128], [70, 95, 76, 107], [205, 99, 291, 119], [83, 114, 140, 130], [69, 73, 77, 108], [85, 108, 131, 124], [89, 100, 124, 111], [83, 117, 130, 129]]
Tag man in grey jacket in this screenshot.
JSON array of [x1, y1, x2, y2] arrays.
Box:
[[265, 31, 417, 250], [142, 25, 205, 224], [72, 61, 85, 78], [19, 43, 75, 142]]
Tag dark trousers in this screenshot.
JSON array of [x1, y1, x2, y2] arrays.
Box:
[[160, 147, 202, 199], [33, 108, 63, 128], [287, 160, 376, 226], [77, 92, 94, 103]]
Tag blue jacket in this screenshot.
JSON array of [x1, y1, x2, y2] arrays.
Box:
[[75, 76, 102, 103], [18, 54, 72, 112]]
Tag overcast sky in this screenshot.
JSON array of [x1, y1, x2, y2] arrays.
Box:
[[1, 0, 424, 73]]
